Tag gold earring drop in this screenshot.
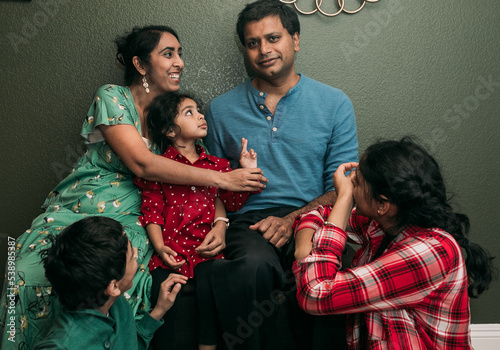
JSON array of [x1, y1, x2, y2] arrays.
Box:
[[377, 209, 381, 215], [142, 75, 150, 93]]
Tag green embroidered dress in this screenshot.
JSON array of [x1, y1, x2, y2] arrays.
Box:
[[0, 85, 157, 349]]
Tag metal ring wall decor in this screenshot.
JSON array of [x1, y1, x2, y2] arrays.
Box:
[[317, 0, 343, 17], [280, 0, 380, 17], [296, 0, 322, 15]]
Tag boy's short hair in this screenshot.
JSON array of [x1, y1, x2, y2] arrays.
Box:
[[40, 216, 128, 310], [236, 0, 300, 46]]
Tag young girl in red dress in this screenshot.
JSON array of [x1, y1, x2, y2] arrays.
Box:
[[134, 92, 259, 350]]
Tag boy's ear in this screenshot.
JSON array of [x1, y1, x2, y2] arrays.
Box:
[[106, 280, 121, 298]]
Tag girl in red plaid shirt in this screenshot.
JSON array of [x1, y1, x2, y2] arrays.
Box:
[[293, 137, 496, 349]]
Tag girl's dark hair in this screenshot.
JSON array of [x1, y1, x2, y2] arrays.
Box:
[[146, 92, 199, 153], [40, 217, 128, 310], [359, 136, 496, 298], [114, 25, 180, 85], [236, 0, 300, 46]]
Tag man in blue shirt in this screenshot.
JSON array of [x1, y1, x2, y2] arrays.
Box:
[[204, 1, 358, 348]]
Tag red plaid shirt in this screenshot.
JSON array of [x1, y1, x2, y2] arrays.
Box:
[[292, 205, 471, 350]]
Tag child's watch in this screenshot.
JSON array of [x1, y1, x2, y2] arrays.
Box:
[[212, 217, 230, 229]]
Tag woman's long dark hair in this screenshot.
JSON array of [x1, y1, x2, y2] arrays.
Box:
[[359, 136, 496, 298], [114, 25, 180, 86]]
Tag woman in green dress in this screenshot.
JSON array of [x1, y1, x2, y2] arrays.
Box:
[[0, 25, 266, 349]]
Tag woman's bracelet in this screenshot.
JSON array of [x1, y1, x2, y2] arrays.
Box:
[[212, 217, 230, 229]]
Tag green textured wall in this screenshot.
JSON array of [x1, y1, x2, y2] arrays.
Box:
[[1, 0, 499, 324]]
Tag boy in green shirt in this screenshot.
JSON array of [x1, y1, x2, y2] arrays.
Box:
[[34, 216, 187, 349]]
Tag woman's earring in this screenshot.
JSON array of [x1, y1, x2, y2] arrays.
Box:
[[142, 75, 150, 94], [377, 209, 381, 215]]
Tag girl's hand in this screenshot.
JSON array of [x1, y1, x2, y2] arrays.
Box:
[[333, 162, 358, 198], [158, 245, 185, 270], [294, 228, 315, 260], [239, 137, 258, 169], [196, 224, 226, 258]]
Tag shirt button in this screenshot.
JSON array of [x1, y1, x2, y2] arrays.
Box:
[[272, 127, 277, 132], [259, 92, 264, 96], [266, 116, 271, 121], [191, 186, 196, 190], [259, 105, 264, 110]]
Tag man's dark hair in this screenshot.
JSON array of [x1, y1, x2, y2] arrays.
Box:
[[40, 216, 128, 310], [236, 0, 300, 46]]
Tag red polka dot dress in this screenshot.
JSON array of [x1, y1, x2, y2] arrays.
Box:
[[134, 145, 256, 278]]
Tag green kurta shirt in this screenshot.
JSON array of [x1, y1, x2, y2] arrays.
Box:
[[33, 296, 162, 350]]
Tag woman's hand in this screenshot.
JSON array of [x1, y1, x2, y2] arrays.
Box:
[[196, 223, 226, 258], [218, 168, 267, 192], [333, 162, 358, 198], [239, 137, 257, 169], [157, 245, 185, 270]]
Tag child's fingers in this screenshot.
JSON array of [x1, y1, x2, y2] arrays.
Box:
[[341, 162, 359, 173], [167, 283, 182, 300], [198, 240, 218, 252], [164, 246, 177, 257], [164, 274, 188, 286], [163, 253, 185, 269], [171, 260, 185, 269], [241, 137, 248, 153], [197, 233, 215, 250]]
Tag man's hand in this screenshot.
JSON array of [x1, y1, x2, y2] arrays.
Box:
[[249, 216, 294, 248], [149, 273, 188, 321]]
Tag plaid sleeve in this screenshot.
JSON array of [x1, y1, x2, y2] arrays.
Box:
[[293, 225, 459, 316], [293, 205, 333, 236], [293, 224, 347, 315]]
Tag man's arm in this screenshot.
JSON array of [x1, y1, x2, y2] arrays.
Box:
[[249, 190, 337, 248]]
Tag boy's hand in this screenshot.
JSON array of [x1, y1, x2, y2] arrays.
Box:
[[158, 245, 185, 270], [196, 224, 226, 258], [149, 273, 188, 321], [239, 137, 257, 169]]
